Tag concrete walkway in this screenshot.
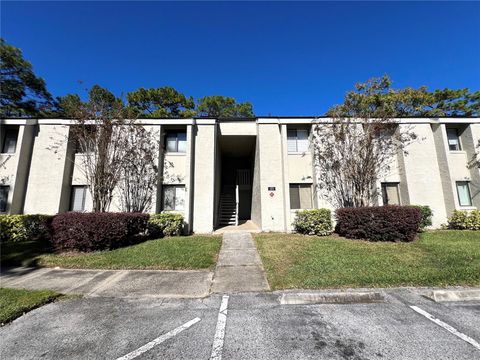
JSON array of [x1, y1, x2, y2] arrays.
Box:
[[211, 231, 270, 293], [0, 267, 213, 298]]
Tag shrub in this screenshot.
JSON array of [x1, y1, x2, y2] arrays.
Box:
[[447, 210, 480, 230], [51, 212, 149, 252], [408, 205, 433, 231], [335, 206, 422, 242], [148, 213, 184, 237], [0, 215, 53, 243], [292, 209, 333, 236]]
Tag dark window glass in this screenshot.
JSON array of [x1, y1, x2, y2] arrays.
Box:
[[456, 181, 472, 207], [70, 186, 87, 211], [165, 131, 186, 153], [0, 186, 9, 212], [2, 127, 19, 154], [447, 128, 461, 151], [381, 183, 400, 205], [289, 184, 312, 209]]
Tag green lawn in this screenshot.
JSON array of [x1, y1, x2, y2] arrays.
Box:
[[255, 231, 480, 289], [0, 288, 62, 325], [34, 235, 221, 270]]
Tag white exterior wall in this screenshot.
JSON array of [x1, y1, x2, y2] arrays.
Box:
[[23, 125, 70, 214], [192, 120, 216, 233], [402, 123, 448, 227], [0, 124, 25, 213], [3, 117, 480, 232], [257, 122, 287, 232]]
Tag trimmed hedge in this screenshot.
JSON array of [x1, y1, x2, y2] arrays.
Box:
[[0, 215, 53, 243], [148, 213, 184, 237], [51, 212, 149, 252], [335, 206, 422, 242], [447, 210, 480, 230], [408, 205, 433, 231], [292, 209, 332, 236]]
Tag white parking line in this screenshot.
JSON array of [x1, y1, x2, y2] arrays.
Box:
[[210, 295, 229, 360], [116, 317, 201, 360], [410, 306, 480, 351]]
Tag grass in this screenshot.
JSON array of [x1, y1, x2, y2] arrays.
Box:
[[255, 230, 480, 290], [34, 235, 222, 270], [0, 288, 62, 325], [0, 240, 50, 268]]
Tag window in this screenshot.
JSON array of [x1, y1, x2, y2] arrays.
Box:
[[287, 129, 309, 153], [1, 127, 19, 154], [381, 183, 400, 205], [163, 185, 185, 211], [289, 184, 312, 209], [0, 186, 9, 212], [165, 131, 186, 153], [456, 181, 472, 207], [446, 128, 461, 151], [70, 186, 87, 211]]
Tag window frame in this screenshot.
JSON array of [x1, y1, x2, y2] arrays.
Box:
[[1, 126, 19, 154], [165, 131, 187, 154], [446, 127, 462, 151], [456, 181, 472, 207], [0, 185, 9, 213], [287, 128, 309, 153], [289, 183, 313, 210], [70, 185, 87, 212], [381, 182, 401, 205], [162, 185, 186, 211]]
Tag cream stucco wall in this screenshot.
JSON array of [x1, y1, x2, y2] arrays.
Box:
[[402, 123, 448, 227], [192, 121, 216, 233], [219, 121, 257, 136], [257, 122, 287, 232], [0, 124, 26, 213], [3, 117, 480, 232], [24, 125, 70, 214]]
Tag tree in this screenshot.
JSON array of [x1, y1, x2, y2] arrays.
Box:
[[0, 38, 55, 117], [127, 87, 195, 118], [65, 85, 139, 211], [196, 95, 254, 117], [312, 76, 418, 208], [118, 126, 159, 212]]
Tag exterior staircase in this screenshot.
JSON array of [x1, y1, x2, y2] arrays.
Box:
[[218, 190, 237, 226]]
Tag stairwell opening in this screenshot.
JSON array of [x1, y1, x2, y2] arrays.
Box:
[[215, 135, 256, 229]]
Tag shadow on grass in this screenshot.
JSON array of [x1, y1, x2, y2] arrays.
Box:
[[0, 240, 54, 270]]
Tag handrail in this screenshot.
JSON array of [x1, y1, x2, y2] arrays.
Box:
[[235, 184, 239, 226]]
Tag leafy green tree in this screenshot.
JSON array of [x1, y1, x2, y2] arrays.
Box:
[[316, 76, 419, 207], [57, 85, 125, 118], [328, 75, 479, 117], [127, 87, 195, 118], [0, 38, 54, 117], [196, 95, 254, 117]]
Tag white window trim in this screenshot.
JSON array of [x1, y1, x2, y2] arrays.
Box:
[[287, 129, 309, 154], [455, 181, 473, 208], [165, 131, 187, 154], [446, 128, 462, 152], [162, 184, 186, 212]]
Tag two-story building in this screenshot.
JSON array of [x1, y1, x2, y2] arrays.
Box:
[[1, 117, 479, 232]]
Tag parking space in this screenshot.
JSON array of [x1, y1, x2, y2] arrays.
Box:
[[0, 289, 479, 359]]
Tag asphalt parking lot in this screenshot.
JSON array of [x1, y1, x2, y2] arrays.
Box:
[[1, 289, 479, 360]]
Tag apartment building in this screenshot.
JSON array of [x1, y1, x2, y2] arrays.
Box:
[[1, 117, 479, 232]]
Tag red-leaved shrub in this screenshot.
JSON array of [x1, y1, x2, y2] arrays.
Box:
[[335, 206, 422, 242], [51, 212, 149, 252]]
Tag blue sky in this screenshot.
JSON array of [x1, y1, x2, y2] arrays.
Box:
[[2, 1, 479, 116]]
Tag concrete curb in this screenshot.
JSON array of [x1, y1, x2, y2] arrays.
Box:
[[279, 291, 384, 304], [425, 289, 480, 302]]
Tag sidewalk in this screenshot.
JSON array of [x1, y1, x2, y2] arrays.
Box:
[[211, 231, 270, 293], [1, 231, 270, 297], [0, 267, 213, 298]]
